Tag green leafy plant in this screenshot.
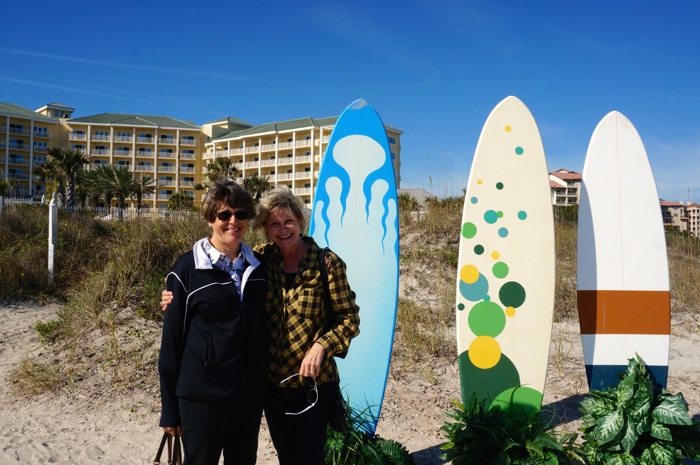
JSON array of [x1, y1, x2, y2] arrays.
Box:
[[324, 402, 413, 465], [440, 394, 581, 465], [579, 355, 700, 465]]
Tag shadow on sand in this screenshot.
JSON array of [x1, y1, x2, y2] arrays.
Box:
[[540, 394, 588, 429]]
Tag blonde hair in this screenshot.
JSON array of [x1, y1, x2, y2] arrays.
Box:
[[251, 186, 309, 237]]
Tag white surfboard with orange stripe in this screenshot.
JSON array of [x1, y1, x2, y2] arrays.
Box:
[[577, 111, 670, 391]]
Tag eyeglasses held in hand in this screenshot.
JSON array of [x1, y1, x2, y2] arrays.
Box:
[[280, 373, 318, 415], [216, 209, 250, 222]]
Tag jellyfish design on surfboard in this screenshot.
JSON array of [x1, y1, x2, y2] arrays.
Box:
[[310, 98, 399, 434]]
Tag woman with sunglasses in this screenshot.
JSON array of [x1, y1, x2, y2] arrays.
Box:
[[158, 179, 268, 465], [251, 186, 359, 465]]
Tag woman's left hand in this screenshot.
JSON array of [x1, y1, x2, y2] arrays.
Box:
[[300, 343, 325, 379]]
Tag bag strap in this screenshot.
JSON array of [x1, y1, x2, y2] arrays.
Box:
[[154, 432, 170, 465], [318, 247, 333, 333], [172, 435, 183, 465], [154, 432, 182, 465]]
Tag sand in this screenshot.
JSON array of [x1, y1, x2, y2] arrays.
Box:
[[0, 301, 698, 464]]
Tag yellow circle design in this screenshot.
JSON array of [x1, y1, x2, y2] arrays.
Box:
[[460, 264, 480, 284], [468, 336, 501, 369], [477, 179, 483, 185], [505, 125, 512, 132], [506, 306, 516, 317], [491, 251, 500, 260]]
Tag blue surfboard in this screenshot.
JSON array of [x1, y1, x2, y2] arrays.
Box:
[[309, 98, 399, 435]]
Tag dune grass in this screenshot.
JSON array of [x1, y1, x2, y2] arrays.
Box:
[[1, 200, 699, 396]]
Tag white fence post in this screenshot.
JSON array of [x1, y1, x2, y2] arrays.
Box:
[[48, 193, 58, 284]]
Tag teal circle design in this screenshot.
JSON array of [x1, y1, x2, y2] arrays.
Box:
[[471, 196, 478, 204], [484, 210, 498, 224], [474, 244, 484, 255], [457, 303, 465, 311], [468, 300, 506, 337], [515, 146, 524, 155], [484, 295, 491, 301], [498, 227, 509, 238], [459, 273, 489, 302], [499, 281, 526, 308], [518, 210, 527, 220], [462, 222, 477, 238], [493, 262, 509, 279], [496, 182, 504, 190]]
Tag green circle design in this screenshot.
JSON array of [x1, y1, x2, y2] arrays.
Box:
[[474, 244, 484, 255], [462, 222, 477, 238], [496, 182, 504, 190], [499, 281, 526, 308], [492, 262, 509, 279], [468, 300, 506, 337]]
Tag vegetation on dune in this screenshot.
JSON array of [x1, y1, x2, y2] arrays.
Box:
[[1, 198, 698, 405]]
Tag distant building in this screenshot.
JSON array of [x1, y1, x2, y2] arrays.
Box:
[[686, 203, 700, 238], [660, 199, 688, 233], [549, 168, 582, 206], [0, 101, 402, 207], [397, 187, 435, 208]]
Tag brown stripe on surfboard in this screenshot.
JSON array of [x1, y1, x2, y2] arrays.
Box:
[[577, 290, 670, 334]]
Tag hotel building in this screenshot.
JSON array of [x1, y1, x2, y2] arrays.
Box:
[[0, 102, 402, 208]]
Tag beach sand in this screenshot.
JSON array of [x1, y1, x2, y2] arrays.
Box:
[[1, 301, 698, 464]]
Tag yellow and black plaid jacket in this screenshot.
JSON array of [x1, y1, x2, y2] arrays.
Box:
[[256, 238, 360, 388]]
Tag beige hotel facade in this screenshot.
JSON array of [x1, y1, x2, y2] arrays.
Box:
[[1, 101, 402, 208]]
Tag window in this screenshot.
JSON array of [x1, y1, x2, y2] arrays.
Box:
[[387, 136, 396, 145]]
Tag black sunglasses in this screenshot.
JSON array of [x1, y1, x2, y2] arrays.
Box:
[[216, 210, 250, 221]]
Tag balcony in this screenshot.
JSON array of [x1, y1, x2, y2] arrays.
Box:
[[278, 141, 293, 149], [180, 138, 196, 146], [135, 165, 153, 172], [9, 127, 31, 136], [179, 152, 196, 160], [245, 146, 258, 154], [180, 180, 195, 187], [32, 157, 46, 166], [33, 129, 52, 139], [158, 152, 175, 159], [115, 135, 133, 143], [159, 137, 176, 145], [157, 166, 176, 172], [33, 144, 47, 153], [294, 187, 311, 195], [70, 133, 87, 141], [137, 137, 154, 144], [295, 140, 312, 148], [8, 142, 29, 151], [260, 143, 275, 152], [231, 147, 244, 155], [116, 150, 134, 157], [91, 149, 110, 156], [295, 171, 311, 179], [8, 158, 29, 166], [260, 159, 276, 167], [92, 134, 110, 141], [9, 172, 30, 181], [180, 167, 195, 173], [214, 149, 229, 157], [244, 161, 259, 169], [157, 194, 171, 200], [295, 155, 311, 164], [277, 157, 293, 165], [276, 173, 293, 181], [202, 152, 215, 160], [157, 179, 176, 186]]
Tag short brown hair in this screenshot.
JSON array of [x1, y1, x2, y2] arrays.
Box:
[[251, 186, 308, 236], [201, 178, 256, 223]]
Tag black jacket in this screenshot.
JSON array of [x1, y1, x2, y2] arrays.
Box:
[[158, 240, 267, 427]]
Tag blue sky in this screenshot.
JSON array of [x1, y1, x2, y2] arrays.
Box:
[[2, 1, 698, 202]]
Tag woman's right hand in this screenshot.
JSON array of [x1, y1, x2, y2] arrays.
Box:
[[161, 290, 174, 311], [163, 426, 182, 437]]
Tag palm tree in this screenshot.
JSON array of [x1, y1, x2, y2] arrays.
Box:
[[46, 148, 89, 208], [242, 173, 271, 201], [132, 174, 157, 211], [91, 165, 136, 219], [195, 157, 238, 191], [34, 158, 65, 202], [167, 192, 194, 211]]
